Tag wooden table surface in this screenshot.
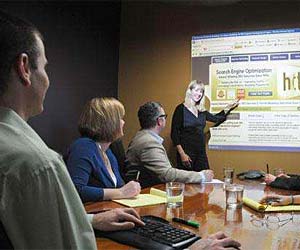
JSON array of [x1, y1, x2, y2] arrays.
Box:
[[85, 179, 300, 250]]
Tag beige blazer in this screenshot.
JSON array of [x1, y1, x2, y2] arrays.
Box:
[[126, 129, 203, 183]]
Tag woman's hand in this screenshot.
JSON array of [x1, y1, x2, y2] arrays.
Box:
[[264, 174, 276, 185], [225, 99, 240, 113], [260, 195, 289, 206], [277, 173, 290, 178], [119, 181, 141, 199], [180, 152, 192, 169]]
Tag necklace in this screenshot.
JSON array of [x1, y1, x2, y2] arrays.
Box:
[[97, 143, 117, 185], [97, 144, 110, 167]]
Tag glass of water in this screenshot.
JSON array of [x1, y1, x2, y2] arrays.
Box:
[[166, 182, 185, 208], [225, 184, 244, 209], [223, 167, 234, 186]]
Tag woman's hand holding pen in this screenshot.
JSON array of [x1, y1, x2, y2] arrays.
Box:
[[264, 174, 276, 185], [119, 181, 141, 199], [265, 173, 290, 185], [260, 195, 289, 206]]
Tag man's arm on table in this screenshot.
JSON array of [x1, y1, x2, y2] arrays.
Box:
[[140, 141, 212, 183]]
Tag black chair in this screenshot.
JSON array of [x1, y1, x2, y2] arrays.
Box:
[[0, 221, 13, 249], [62, 149, 70, 166], [110, 139, 126, 180], [124, 164, 162, 189]]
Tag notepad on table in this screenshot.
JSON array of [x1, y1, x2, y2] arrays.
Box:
[[113, 188, 167, 207], [243, 197, 300, 212]]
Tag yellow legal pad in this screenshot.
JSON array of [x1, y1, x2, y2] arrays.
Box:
[[113, 188, 168, 207], [243, 197, 300, 212]]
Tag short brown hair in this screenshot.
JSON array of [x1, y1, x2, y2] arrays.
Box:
[[0, 10, 43, 96], [78, 97, 125, 142]]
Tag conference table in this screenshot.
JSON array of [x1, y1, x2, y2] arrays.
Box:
[[85, 179, 300, 250]]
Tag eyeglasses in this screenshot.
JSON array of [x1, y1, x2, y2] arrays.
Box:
[[250, 213, 294, 230], [157, 114, 168, 119]]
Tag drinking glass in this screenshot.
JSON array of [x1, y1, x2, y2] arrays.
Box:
[[225, 184, 244, 209], [166, 182, 185, 208]]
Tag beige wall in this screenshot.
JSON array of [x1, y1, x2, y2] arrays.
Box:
[[118, 2, 300, 179]]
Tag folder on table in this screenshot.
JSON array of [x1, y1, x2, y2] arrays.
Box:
[[113, 188, 167, 207], [243, 197, 300, 212]]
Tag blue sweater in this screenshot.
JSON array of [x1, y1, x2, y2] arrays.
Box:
[[66, 137, 124, 202]]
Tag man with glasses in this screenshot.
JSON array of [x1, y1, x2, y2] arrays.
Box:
[[126, 101, 214, 184]]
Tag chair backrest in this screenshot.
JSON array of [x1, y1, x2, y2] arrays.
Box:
[[124, 164, 162, 189], [0, 221, 13, 249], [62, 148, 70, 166]]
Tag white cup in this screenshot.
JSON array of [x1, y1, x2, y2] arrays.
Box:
[[166, 182, 185, 208], [225, 184, 244, 209]]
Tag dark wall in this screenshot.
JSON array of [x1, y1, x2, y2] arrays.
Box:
[[0, 1, 121, 154]]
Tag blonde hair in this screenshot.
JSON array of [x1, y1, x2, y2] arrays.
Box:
[[184, 80, 206, 111], [78, 97, 125, 142]]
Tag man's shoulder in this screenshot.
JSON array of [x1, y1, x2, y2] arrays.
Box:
[[0, 148, 65, 193], [131, 130, 157, 144], [128, 130, 164, 154], [0, 130, 63, 176]]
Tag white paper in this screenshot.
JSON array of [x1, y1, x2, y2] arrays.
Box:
[[203, 179, 224, 184]]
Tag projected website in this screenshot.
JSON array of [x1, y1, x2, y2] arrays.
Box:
[[191, 29, 300, 152]]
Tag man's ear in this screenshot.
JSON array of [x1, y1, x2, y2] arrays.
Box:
[[15, 53, 31, 87], [156, 118, 161, 126]]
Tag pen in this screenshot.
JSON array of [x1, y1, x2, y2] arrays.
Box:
[[266, 164, 269, 174], [136, 171, 140, 181], [172, 217, 199, 228]]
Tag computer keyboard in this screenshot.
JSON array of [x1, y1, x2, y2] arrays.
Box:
[[95, 215, 201, 249]]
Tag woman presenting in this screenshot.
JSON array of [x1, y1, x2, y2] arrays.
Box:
[[171, 80, 239, 171]]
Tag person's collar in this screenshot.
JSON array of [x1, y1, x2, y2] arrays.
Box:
[[97, 142, 111, 152], [144, 129, 164, 144], [0, 106, 46, 146], [0, 106, 24, 123], [0, 92, 29, 121]]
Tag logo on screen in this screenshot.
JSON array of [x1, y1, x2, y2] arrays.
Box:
[[277, 65, 300, 99]]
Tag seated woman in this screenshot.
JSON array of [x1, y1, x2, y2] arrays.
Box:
[[265, 173, 300, 191], [66, 97, 140, 202]]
